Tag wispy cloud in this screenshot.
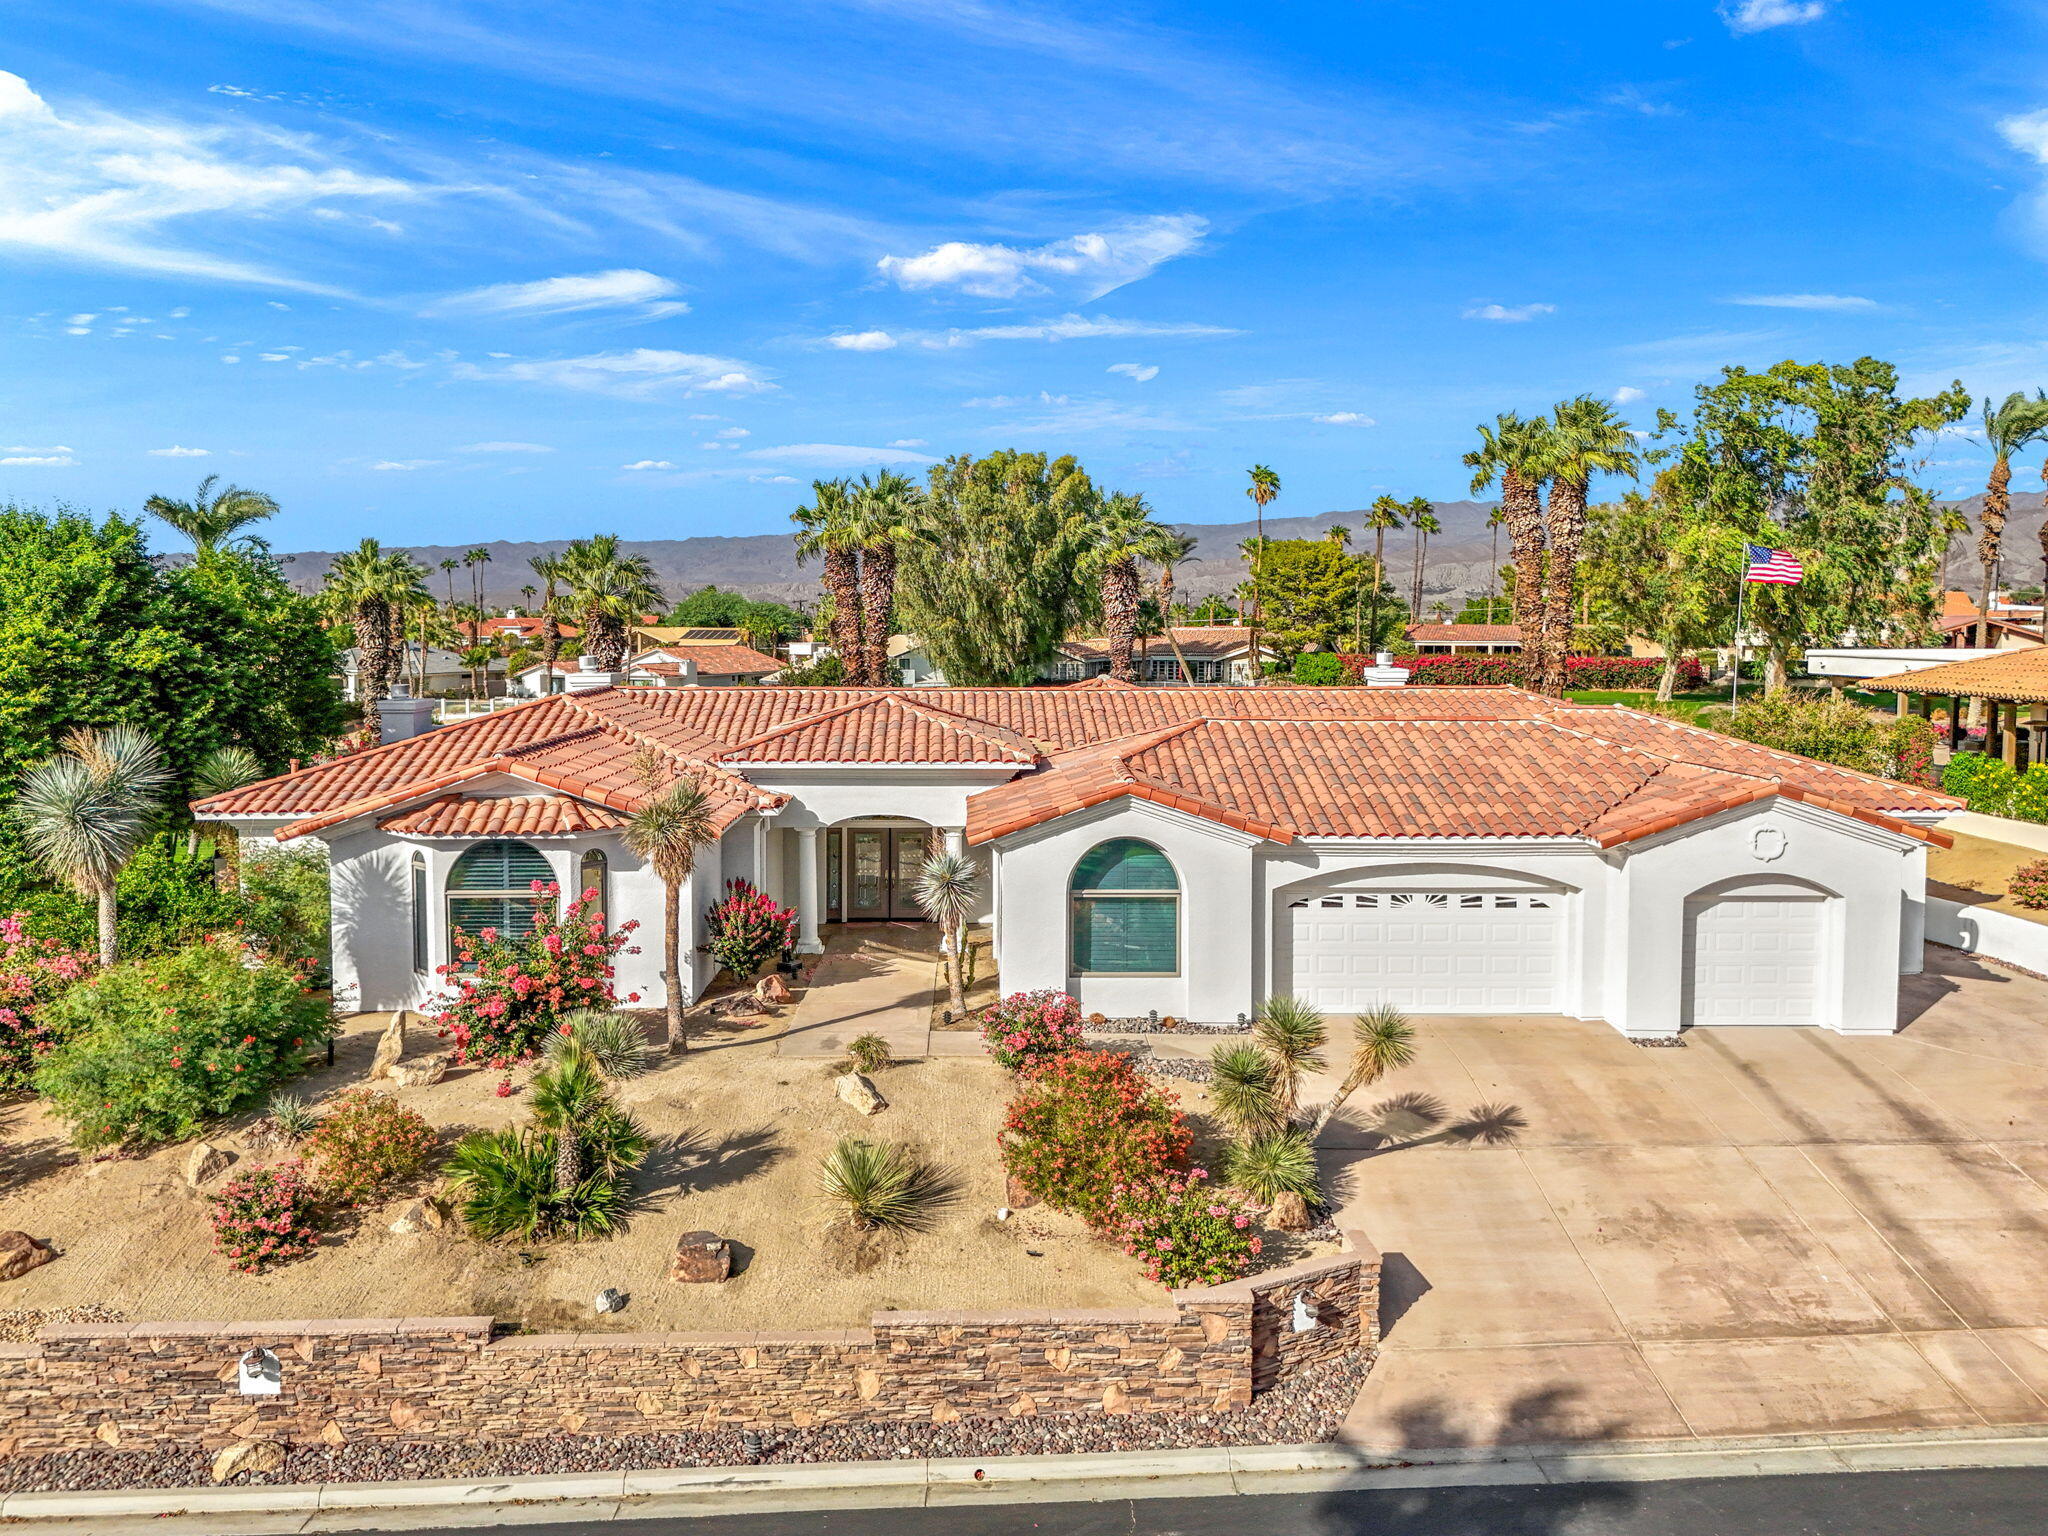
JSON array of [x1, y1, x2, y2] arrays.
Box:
[[1108, 362, 1159, 382], [457, 441, 554, 454], [1723, 292, 1877, 310], [826, 329, 897, 351], [148, 444, 210, 456], [1720, 0, 1827, 34], [369, 458, 439, 471], [877, 215, 1207, 301], [1313, 412, 1374, 425], [743, 443, 936, 469], [453, 348, 773, 399], [0, 449, 78, 465], [888, 438, 928, 448], [1462, 302, 1556, 322], [622, 459, 676, 470], [432, 268, 688, 319], [815, 314, 1236, 351]]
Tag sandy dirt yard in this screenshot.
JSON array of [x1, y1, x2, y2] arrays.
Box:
[[0, 1009, 1167, 1333], [1928, 830, 2048, 923]]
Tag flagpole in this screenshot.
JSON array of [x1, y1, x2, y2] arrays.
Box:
[[1729, 553, 1748, 708]]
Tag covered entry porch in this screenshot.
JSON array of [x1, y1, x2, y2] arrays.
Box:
[[1865, 647, 2048, 772]]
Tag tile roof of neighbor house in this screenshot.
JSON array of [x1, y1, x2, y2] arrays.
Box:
[[1405, 623, 1523, 644], [1862, 647, 2048, 703], [378, 794, 627, 836], [1058, 625, 1257, 661], [1934, 613, 2043, 641], [192, 684, 1958, 849], [632, 626, 745, 644], [632, 644, 783, 678]]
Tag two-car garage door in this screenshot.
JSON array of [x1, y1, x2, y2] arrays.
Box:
[[1287, 891, 1562, 1014]]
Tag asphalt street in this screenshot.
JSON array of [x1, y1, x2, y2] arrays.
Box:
[[423, 1467, 2048, 1536]]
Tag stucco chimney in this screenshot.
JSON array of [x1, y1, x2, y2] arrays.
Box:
[[378, 681, 440, 743], [1357, 651, 1413, 688], [566, 654, 625, 692]]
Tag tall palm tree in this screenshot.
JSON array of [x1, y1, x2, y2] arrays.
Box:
[[1465, 413, 1551, 691], [1406, 497, 1441, 620], [439, 558, 460, 617], [1534, 396, 1640, 695], [1244, 465, 1281, 679], [321, 539, 430, 730], [1151, 530, 1201, 682], [1360, 495, 1406, 651], [844, 471, 921, 687], [142, 475, 279, 557], [912, 851, 980, 1019], [1087, 492, 1177, 682], [559, 535, 665, 671], [1486, 505, 1507, 618], [793, 479, 866, 684], [528, 553, 566, 693], [15, 726, 172, 965], [465, 547, 492, 641], [1977, 392, 2048, 646], [621, 767, 721, 1053], [520, 583, 537, 611]]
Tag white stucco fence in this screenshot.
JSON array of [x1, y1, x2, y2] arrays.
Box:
[[1926, 896, 2048, 976]]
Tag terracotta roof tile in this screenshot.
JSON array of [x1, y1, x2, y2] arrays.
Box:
[[378, 794, 627, 836], [1862, 647, 2048, 703], [1406, 623, 1523, 644], [717, 694, 1038, 764], [630, 644, 783, 678]]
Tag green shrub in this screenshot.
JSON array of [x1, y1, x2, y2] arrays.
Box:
[[1208, 1043, 1282, 1139], [240, 845, 332, 981], [33, 940, 334, 1150], [210, 1161, 324, 1273], [0, 835, 248, 960], [2011, 860, 2048, 909], [445, 1126, 639, 1241], [434, 886, 640, 1068], [1289, 652, 1347, 687], [1944, 752, 2016, 815], [1223, 1128, 1322, 1205], [845, 1032, 892, 1075], [2007, 765, 2048, 825], [818, 1137, 950, 1229], [304, 1088, 439, 1203], [1000, 1049, 1192, 1226], [1724, 690, 1940, 787], [1107, 1169, 1260, 1286]]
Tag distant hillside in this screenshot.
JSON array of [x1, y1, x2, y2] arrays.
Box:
[[275, 492, 2039, 615]]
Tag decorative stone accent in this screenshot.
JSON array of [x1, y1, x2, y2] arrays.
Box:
[[756, 973, 793, 1005], [0, 1232, 54, 1282], [368, 1011, 409, 1081], [669, 1231, 732, 1283], [835, 1072, 888, 1116], [183, 1143, 232, 1189], [388, 1054, 448, 1089], [1004, 1173, 1039, 1209], [1268, 1192, 1311, 1231], [388, 1199, 445, 1235], [210, 1439, 284, 1483]]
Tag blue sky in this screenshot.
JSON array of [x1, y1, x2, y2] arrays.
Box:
[[4, 0, 2048, 548]]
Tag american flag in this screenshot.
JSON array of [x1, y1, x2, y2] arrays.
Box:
[[1743, 544, 1804, 585]]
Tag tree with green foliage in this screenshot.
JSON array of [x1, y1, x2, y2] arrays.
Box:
[[143, 475, 279, 558], [666, 586, 806, 651], [1236, 536, 1398, 661], [1465, 414, 1553, 686], [1359, 496, 1406, 649], [321, 539, 429, 730], [1974, 391, 2048, 645], [793, 478, 868, 682], [1406, 498, 1441, 619], [1532, 396, 1640, 694], [559, 535, 665, 670], [1578, 490, 1724, 699], [896, 451, 1103, 685], [843, 471, 922, 686]]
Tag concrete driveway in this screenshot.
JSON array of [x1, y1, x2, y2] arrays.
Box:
[[1324, 944, 2048, 1453]]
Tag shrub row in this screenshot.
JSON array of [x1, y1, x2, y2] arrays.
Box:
[[1943, 752, 2048, 823], [1334, 653, 1704, 690]]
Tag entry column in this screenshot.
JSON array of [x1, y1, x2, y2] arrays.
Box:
[[795, 827, 824, 954]]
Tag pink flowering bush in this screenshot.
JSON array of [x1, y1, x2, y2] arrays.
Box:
[[980, 990, 1084, 1070], [0, 913, 94, 1091], [1108, 1169, 1261, 1286], [436, 884, 639, 1068], [704, 879, 798, 980], [210, 1161, 324, 1273]]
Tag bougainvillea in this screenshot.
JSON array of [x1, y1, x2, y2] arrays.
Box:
[[0, 913, 93, 1091], [1337, 653, 1705, 691], [435, 884, 639, 1068], [1000, 1049, 1192, 1225], [980, 989, 1084, 1070], [1108, 1168, 1261, 1286], [304, 1088, 440, 1203], [210, 1161, 324, 1273], [704, 878, 798, 979]]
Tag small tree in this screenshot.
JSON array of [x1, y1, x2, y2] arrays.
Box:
[[1307, 1006, 1417, 1141], [621, 761, 721, 1054], [1251, 995, 1327, 1120], [13, 726, 172, 966], [912, 850, 980, 1019]]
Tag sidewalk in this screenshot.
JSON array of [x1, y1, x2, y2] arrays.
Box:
[[774, 923, 938, 1060]]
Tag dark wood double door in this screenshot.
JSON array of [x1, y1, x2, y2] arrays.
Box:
[[831, 826, 934, 923]]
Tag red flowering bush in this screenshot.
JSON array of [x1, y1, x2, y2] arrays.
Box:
[[211, 1161, 324, 1273], [304, 1088, 440, 1202], [1109, 1168, 1261, 1286], [0, 913, 93, 1091], [980, 989, 1084, 1070], [1337, 653, 1703, 691], [435, 884, 639, 1067], [2010, 859, 2048, 910], [1000, 1049, 1192, 1225], [705, 879, 798, 979]]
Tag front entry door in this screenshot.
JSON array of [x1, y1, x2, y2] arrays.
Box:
[[843, 828, 932, 921]]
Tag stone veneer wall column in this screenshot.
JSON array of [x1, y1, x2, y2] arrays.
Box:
[[0, 1237, 1377, 1455]]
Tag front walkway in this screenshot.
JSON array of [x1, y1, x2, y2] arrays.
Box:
[[1326, 944, 2048, 1453], [774, 923, 939, 1060]]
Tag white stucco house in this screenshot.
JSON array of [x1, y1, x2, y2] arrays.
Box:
[[194, 679, 1960, 1037]]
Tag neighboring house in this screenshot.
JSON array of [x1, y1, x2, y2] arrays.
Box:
[[1047, 626, 1265, 685], [629, 645, 783, 686], [889, 635, 947, 687], [629, 624, 744, 651], [196, 680, 1957, 1036], [340, 643, 504, 701], [1935, 613, 2043, 650], [476, 614, 578, 644], [1405, 623, 1523, 655]]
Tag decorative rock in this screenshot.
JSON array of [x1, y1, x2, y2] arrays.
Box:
[[0, 1231, 54, 1282], [669, 1230, 732, 1283], [368, 1010, 409, 1081], [1004, 1173, 1039, 1209], [388, 1053, 448, 1089], [755, 972, 793, 1005], [594, 1288, 628, 1314], [387, 1198, 445, 1235], [1269, 1192, 1312, 1231], [835, 1071, 888, 1116], [184, 1142, 232, 1188], [210, 1438, 284, 1484]]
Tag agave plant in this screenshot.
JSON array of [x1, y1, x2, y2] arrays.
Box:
[[818, 1137, 949, 1230], [1252, 996, 1327, 1119], [1224, 1128, 1321, 1206], [544, 1009, 653, 1080], [1209, 1042, 1282, 1140]]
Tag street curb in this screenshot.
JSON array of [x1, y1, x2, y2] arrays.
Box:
[[6, 1427, 2048, 1528]]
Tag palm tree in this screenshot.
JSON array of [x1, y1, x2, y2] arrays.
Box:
[[528, 1039, 606, 1194], [520, 583, 538, 612], [1486, 505, 1507, 618], [1533, 396, 1640, 695], [1151, 530, 1201, 681], [458, 643, 494, 700], [1252, 995, 1327, 1121], [620, 766, 721, 1053], [1087, 492, 1177, 682], [793, 479, 866, 683], [1360, 495, 1405, 652], [529, 553, 566, 694], [464, 547, 492, 641], [14, 726, 172, 965], [190, 744, 263, 882], [1307, 1006, 1416, 1141], [142, 475, 279, 557], [844, 472, 921, 687], [1244, 466, 1281, 679], [560, 535, 665, 671], [1406, 498, 1441, 620], [439, 558, 460, 617], [912, 851, 980, 1019], [1977, 392, 2048, 646], [1465, 414, 1551, 691], [321, 539, 430, 731]]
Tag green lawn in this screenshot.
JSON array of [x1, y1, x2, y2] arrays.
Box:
[[1564, 688, 1728, 724]]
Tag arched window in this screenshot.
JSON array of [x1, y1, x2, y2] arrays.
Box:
[[578, 847, 610, 920], [1070, 839, 1179, 976], [410, 853, 428, 973], [446, 839, 556, 949]]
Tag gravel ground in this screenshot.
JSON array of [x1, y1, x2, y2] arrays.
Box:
[[0, 1351, 1370, 1494], [1137, 1059, 1213, 1083], [1094, 1018, 1248, 1035], [0, 1304, 125, 1345]]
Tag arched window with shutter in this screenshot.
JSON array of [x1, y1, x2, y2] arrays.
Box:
[[446, 839, 556, 951], [578, 847, 610, 921], [1069, 838, 1179, 976]]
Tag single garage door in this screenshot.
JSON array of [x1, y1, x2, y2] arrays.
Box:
[[1683, 894, 1823, 1026], [1287, 890, 1562, 1013]]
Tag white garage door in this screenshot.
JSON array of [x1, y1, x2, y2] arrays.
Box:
[[1683, 895, 1823, 1026], [1287, 891, 1562, 1013]]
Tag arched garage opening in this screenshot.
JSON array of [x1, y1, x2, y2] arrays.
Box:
[[1682, 874, 1838, 1028]]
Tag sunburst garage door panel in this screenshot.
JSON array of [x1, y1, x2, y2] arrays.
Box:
[[1288, 891, 1562, 1013]]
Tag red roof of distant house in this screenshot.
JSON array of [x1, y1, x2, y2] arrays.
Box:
[[632, 644, 783, 678], [1405, 623, 1523, 644], [1058, 625, 1257, 661], [478, 616, 579, 640]]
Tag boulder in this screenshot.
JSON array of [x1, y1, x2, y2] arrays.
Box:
[[388, 1053, 448, 1089], [1003, 1173, 1039, 1210], [669, 1230, 732, 1283], [755, 972, 793, 1005], [835, 1071, 888, 1116], [1268, 1191, 1312, 1231], [387, 1198, 445, 1235], [0, 1232, 54, 1282], [210, 1438, 285, 1484], [368, 1011, 409, 1081], [184, 1142, 232, 1188]]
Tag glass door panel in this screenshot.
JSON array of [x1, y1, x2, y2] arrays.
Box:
[[848, 830, 887, 920], [888, 829, 931, 920]]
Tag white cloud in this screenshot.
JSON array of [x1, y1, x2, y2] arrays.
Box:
[[1463, 302, 1556, 322], [433, 268, 688, 319], [2004, 110, 2048, 164], [148, 444, 209, 456], [457, 441, 553, 454], [826, 330, 898, 351], [1, 454, 77, 466], [1720, 0, 1827, 34], [5, 444, 72, 454], [715, 426, 750, 439], [964, 392, 1071, 409], [622, 459, 676, 470], [258, 352, 291, 362], [219, 354, 240, 363], [369, 459, 439, 471], [1108, 362, 1160, 382], [1312, 412, 1374, 425], [878, 215, 1206, 302], [919, 314, 1235, 349], [888, 439, 928, 449], [1723, 292, 1877, 310], [454, 348, 773, 399], [744, 443, 937, 469], [1612, 386, 1647, 404]]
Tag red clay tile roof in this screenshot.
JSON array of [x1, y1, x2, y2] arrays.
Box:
[[1406, 623, 1523, 644], [1059, 626, 1256, 661], [631, 644, 783, 678], [719, 694, 1037, 764], [378, 794, 627, 836]]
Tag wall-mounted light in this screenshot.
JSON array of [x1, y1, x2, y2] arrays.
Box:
[[1292, 1294, 1319, 1333], [238, 1347, 282, 1395]]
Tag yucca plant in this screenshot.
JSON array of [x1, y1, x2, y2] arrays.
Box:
[[845, 1032, 891, 1075], [545, 1009, 653, 1080], [1224, 1128, 1321, 1206], [1307, 1005, 1417, 1140], [264, 1091, 319, 1144], [1209, 1042, 1283, 1139], [912, 851, 980, 1020], [818, 1137, 948, 1231], [13, 726, 172, 966], [445, 1127, 636, 1241], [1252, 996, 1327, 1119]]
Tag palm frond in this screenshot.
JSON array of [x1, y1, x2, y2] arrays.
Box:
[[546, 1009, 654, 1080], [193, 745, 265, 800]]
